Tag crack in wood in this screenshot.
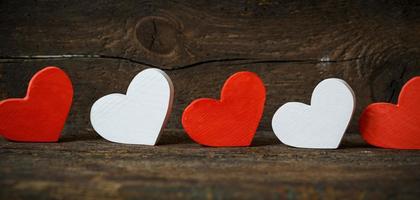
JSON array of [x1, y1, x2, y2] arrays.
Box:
[[149, 19, 158, 52], [0, 54, 365, 71]]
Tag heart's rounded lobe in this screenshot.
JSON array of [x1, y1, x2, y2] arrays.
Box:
[[0, 67, 73, 142], [360, 77, 420, 149], [182, 71, 266, 147]]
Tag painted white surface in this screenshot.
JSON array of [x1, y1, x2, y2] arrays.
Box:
[[90, 68, 174, 145], [272, 78, 355, 149]]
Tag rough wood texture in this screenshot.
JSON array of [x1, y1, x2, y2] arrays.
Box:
[[1, 0, 420, 132], [1, 0, 420, 199], [1, 133, 420, 199]]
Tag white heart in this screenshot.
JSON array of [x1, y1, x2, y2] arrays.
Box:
[[272, 78, 355, 149], [90, 68, 174, 145]]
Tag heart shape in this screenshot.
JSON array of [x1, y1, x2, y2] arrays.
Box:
[[272, 78, 355, 149], [182, 71, 266, 147], [90, 68, 174, 145], [360, 77, 420, 149], [0, 67, 73, 142]]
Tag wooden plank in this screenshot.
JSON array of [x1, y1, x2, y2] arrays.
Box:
[[1, 0, 420, 132], [1, 0, 420, 67], [1, 59, 409, 133], [1, 133, 420, 199], [1, 1, 420, 199]]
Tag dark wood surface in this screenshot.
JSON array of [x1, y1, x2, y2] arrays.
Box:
[[1, 133, 420, 199], [1, 0, 420, 199]]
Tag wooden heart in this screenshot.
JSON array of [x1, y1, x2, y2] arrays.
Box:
[[182, 71, 266, 147], [272, 78, 355, 149], [90, 68, 174, 145], [0, 67, 73, 142], [360, 77, 420, 149]]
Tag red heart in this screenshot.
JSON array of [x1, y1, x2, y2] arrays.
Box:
[[0, 67, 73, 142], [182, 71, 266, 147], [360, 77, 420, 149]]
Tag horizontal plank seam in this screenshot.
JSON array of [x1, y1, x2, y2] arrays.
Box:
[[0, 54, 366, 71]]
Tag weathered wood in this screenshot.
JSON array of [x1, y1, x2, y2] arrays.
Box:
[[1, 0, 420, 199], [1, 133, 420, 199], [0, 59, 398, 135], [1, 1, 420, 66], [1, 0, 420, 132]]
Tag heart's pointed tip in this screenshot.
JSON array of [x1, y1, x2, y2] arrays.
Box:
[[195, 138, 253, 147], [5, 137, 59, 143], [284, 143, 339, 149], [101, 138, 158, 146], [199, 144, 251, 148], [186, 133, 253, 147]]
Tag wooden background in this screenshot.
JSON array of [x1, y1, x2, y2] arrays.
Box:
[[1, 0, 420, 199]]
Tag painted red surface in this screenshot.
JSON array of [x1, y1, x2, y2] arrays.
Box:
[[0, 67, 73, 142], [182, 71, 266, 147], [360, 77, 420, 149]]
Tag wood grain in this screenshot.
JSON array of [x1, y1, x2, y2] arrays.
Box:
[[1, 133, 420, 199], [1, 0, 420, 198], [1, 0, 420, 133]]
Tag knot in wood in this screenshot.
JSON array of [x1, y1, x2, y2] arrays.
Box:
[[135, 16, 179, 55]]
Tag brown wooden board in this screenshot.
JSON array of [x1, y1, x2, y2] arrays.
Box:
[[1, 134, 420, 199], [1, 0, 420, 199]]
